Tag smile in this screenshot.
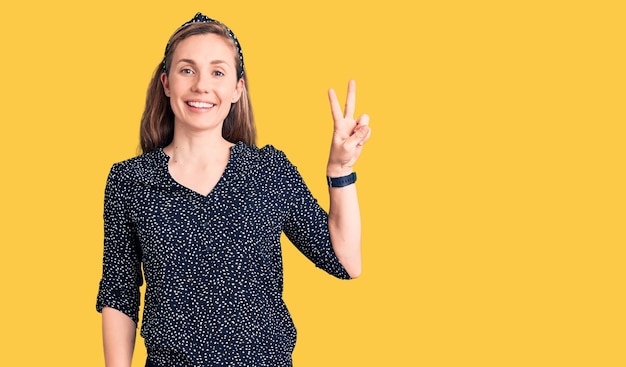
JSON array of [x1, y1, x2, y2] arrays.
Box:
[[186, 101, 215, 109]]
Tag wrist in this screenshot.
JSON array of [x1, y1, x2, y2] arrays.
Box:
[[326, 164, 353, 177]]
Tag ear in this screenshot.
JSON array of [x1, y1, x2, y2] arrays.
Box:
[[160, 72, 170, 97], [231, 78, 245, 103]]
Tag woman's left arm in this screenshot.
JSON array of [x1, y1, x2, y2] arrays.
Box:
[[326, 80, 372, 279]]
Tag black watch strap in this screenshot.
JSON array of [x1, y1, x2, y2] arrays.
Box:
[[327, 172, 357, 188]]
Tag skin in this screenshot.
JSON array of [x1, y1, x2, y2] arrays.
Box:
[[161, 33, 244, 139], [102, 307, 136, 367], [102, 33, 371, 367], [159, 33, 244, 196], [326, 79, 371, 278]]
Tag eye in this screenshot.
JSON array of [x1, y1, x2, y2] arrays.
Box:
[[213, 70, 225, 77], [180, 68, 194, 75]]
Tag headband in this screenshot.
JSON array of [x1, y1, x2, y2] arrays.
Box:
[[162, 12, 245, 79]]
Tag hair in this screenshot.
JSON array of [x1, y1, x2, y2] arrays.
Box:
[[139, 22, 256, 153]]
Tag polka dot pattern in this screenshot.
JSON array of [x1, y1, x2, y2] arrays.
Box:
[[96, 142, 350, 366]]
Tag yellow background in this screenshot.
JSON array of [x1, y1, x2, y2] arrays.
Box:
[[1, 0, 624, 366]]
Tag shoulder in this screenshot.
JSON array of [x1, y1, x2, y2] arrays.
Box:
[[234, 142, 292, 169], [257, 144, 290, 166], [107, 149, 166, 185], [237, 142, 286, 159]]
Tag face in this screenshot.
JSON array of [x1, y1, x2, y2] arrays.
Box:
[[161, 33, 244, 134]]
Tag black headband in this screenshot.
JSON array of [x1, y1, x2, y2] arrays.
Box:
[[162, 12, 245, 79]]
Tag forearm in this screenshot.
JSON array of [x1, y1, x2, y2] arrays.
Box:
[[324, 80, 370, 278], [327, 168, 362, 278], [102, 307, 136, 367]]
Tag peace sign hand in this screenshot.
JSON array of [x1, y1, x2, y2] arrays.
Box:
[[326, 80, 372, 177]]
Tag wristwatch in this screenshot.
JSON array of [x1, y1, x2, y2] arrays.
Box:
[[327, 172, 357, 188]]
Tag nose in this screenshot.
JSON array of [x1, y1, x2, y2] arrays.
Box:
[[192, 71, 212, 93]]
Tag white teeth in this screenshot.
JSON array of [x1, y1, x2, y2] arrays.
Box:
[[187, 101, 215, 108]]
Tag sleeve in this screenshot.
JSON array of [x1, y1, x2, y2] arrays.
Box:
[[95, 164, 143, 324], [279, 151, 351, 280]]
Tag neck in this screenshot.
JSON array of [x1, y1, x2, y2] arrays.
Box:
[[164, 131, 234, 166]]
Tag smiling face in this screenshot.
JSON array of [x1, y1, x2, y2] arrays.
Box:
[[160, 33, 244, 135]]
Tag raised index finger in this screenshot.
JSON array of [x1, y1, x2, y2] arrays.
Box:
[[328, 87, 344, 126]]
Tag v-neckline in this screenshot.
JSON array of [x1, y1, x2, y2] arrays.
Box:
[[160, 142, 241, 198]]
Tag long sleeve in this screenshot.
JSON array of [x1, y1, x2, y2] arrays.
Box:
[[96, 164, 143, 324], [279, 151, 351, 280]]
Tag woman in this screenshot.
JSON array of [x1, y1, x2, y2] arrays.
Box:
[[96, 12, 371, 367]]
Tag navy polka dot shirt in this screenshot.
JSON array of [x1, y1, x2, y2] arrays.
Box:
[[96, 142, 351, 366]]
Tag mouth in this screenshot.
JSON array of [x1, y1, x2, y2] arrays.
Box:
[[186, 101, 215, 109]]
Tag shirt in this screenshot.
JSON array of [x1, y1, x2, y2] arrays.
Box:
[[96, 142, 351, 367]]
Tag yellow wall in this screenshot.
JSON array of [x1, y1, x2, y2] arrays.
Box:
[[1, 0, 624, 366]]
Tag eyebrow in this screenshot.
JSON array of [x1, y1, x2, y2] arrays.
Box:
[[175, 58, 230, 66]]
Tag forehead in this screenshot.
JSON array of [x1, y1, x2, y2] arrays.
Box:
[[173, 33, 237, 62]]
